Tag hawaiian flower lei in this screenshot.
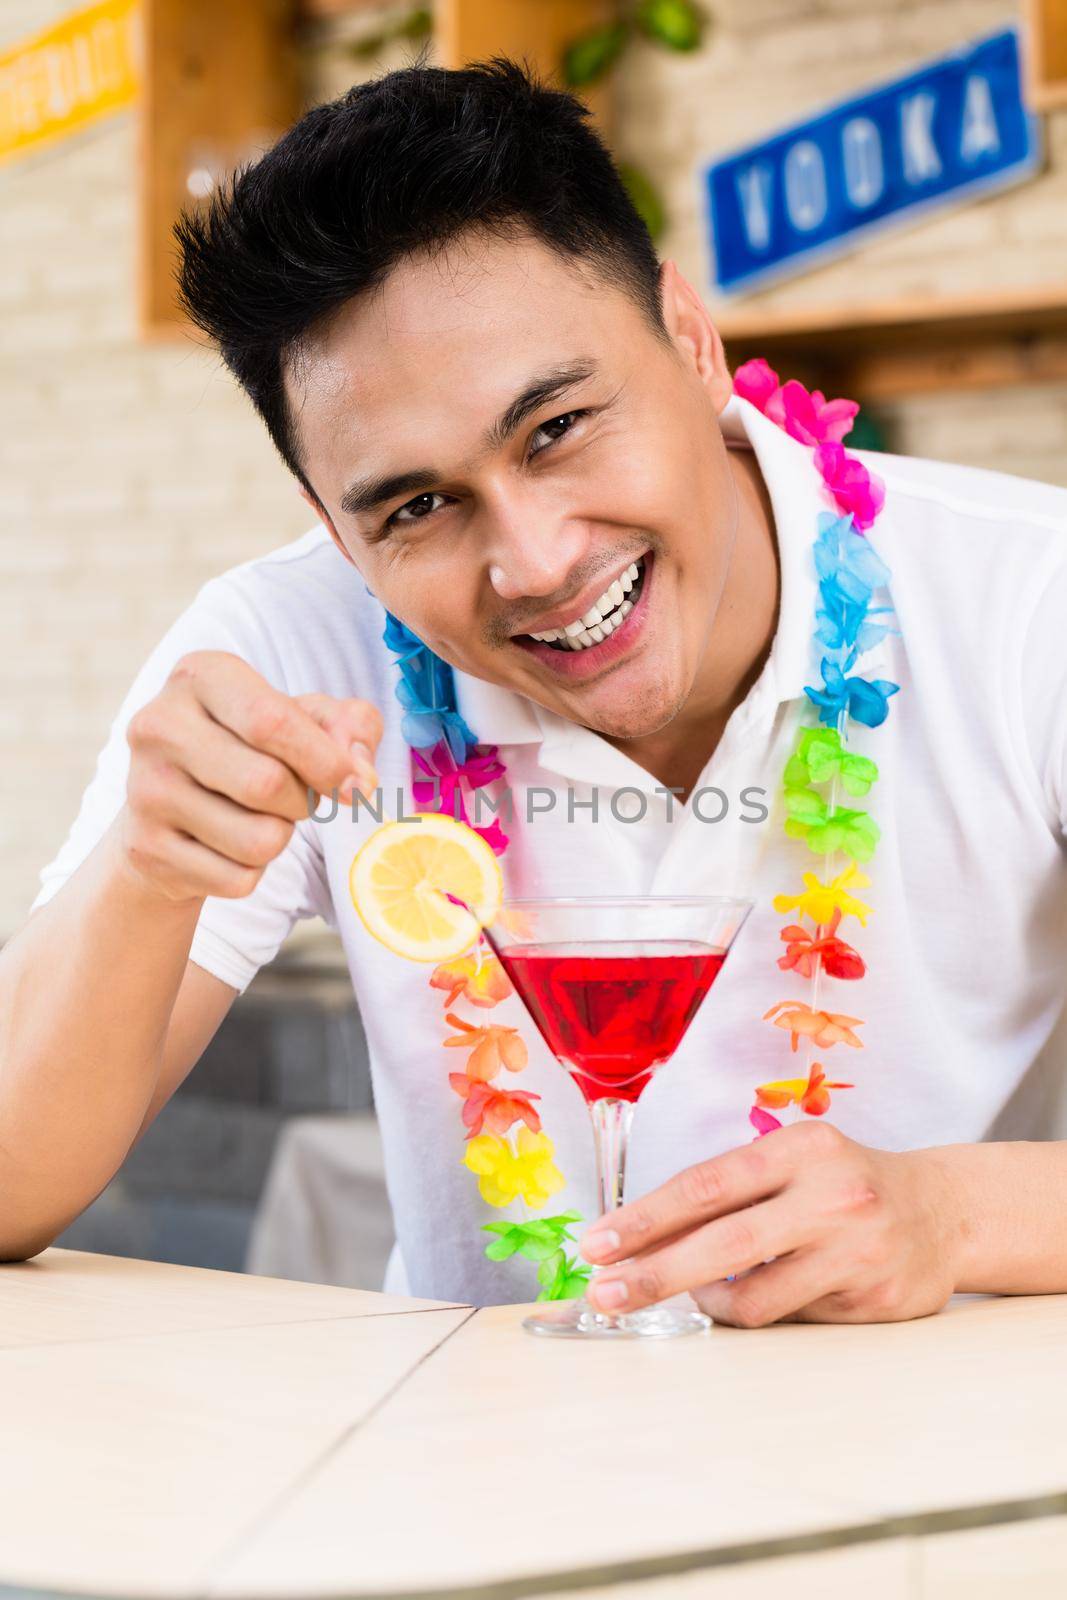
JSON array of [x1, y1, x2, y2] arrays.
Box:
[[379, 615, 593, 1301], [379, 361, 895, 1298], [731, 359, 896, 1137]]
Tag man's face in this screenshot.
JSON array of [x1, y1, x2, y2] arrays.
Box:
[[290, 229, 737, 740]]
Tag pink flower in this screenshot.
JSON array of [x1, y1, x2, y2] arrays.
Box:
[[733, 357, 780, 412], [412, 745, 509, 853], [771, 379, 858, 447], [749, 1104, 782, 1139], [734, 362, 859, 448], [813, 442, 886, 532], [472, 819, 509, 855]]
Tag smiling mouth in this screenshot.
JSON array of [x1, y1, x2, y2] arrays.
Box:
[[519, 556, 647, 653]]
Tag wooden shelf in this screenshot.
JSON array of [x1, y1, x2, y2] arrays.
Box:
[[1023, 0, 1067, 110], [298, 0, 389, 15], [718, 285, 1067, 401], [138, 0, 301, 337], [140, 0, 612, 334]]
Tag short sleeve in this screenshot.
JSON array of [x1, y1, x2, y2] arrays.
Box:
[[32, 575, 331, 994], [1020, 558, 1067, 841]]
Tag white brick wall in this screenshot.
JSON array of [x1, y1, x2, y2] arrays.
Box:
[[2, 1, 1066, 933], [0, 14, 315, 930]]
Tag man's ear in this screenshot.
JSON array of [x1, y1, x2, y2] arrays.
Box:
[[299, 485, 356, 567], [658, 260, 733, 414]]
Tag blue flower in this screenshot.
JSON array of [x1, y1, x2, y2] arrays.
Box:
[[383, 612, 476, 759], [812, 513, 894, 665], [804, 658, 899, 728]]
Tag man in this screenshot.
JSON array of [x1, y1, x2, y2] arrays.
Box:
[[3, 60, 1067, 1324]]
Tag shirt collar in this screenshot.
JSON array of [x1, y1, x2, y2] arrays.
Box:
[[452, 393, 879, 748]]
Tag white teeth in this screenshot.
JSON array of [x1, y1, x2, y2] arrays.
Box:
[[528, 556, 644, 651]]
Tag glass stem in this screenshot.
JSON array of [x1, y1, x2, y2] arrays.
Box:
[[584, 1098, 635, 1322], [588, 1096, 635, 1223]]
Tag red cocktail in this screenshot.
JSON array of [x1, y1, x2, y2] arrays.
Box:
[[484, 896, 751, 1340], [496, 942, 726, 1104]]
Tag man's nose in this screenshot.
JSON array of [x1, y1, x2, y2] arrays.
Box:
[[483, 489, 592, 601]]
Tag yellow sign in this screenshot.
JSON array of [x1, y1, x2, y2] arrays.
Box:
[[0, 0, 141, 166]]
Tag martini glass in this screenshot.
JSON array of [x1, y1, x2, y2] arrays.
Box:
[[483, 895, 752, 1339]]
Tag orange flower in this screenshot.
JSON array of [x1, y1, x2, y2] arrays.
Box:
[[755, 1061, 852, 1117], [449, 1074, 542, 1138], [762, 1001, 864, 1053], [430, 950, 512, 1009], [443, 1012, 528, 1080]]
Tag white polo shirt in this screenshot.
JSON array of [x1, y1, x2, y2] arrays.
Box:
[[34, 397, 1067, 1304]]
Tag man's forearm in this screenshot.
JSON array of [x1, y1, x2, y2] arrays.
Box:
[[931, 1139, 1067, 1296], [0, 817, 202, 1258]]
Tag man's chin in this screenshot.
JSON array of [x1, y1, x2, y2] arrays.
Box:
[[557, 677, 689, 742]]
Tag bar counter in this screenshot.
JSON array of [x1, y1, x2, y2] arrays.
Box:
[[1, 1249, 1065, 1598]]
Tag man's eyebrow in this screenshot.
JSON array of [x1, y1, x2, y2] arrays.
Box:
[[340, 469, 440, 520], [483, 357, 598, 451], [338, 358, 599, 521]]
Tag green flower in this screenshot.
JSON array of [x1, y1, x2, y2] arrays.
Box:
[[784, 726, 879, 797], [784, 785, 880, 862], [482, 1212, 584, 1264], [536, 1249, 593, 1302]]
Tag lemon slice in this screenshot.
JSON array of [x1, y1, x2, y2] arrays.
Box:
[[349, 814, 503, 963]]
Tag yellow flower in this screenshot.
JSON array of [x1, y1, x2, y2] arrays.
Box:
[[463, 1128, 566, 1209], [430, 949, 512, 1009], [773, 862, 872, 926]]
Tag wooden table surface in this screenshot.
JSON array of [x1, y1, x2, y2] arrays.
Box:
[[2, 1250, 1067, 1600]]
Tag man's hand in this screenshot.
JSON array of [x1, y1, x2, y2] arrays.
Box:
[[120, 650, 383, 905], [580, 1121, 969, 1327]]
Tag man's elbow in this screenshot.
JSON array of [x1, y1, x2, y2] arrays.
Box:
[[0, 1228, 59, 1264]]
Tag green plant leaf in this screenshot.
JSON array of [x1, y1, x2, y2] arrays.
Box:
[[618, 163, 666, 241], [562, 21, 630, 87], [348, 32, 387, 59], [636, 0, 705, 51], [395, 7, 432, 39]]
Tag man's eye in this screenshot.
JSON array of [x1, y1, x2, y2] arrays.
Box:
[[530, 410, 586, 455], [387, 492, 448, 529]]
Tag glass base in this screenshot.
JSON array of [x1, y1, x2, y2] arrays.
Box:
[[522, 1295, 711, 1339]]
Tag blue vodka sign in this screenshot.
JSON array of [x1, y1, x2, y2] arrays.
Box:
[[703, 29, 1040, 293]]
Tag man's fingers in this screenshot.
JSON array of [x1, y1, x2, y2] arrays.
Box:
[[177, 653, 359, 797], [297, 693, 383, 756], [295, 693, 382, 796], [691, 1248, 842, 1330], [152, 769, 295, 868], [585, 1196, 803, 1317], [580, 1124, 813, 1265], [123, 816, 272, 902], [180, 716, 310, 823]]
